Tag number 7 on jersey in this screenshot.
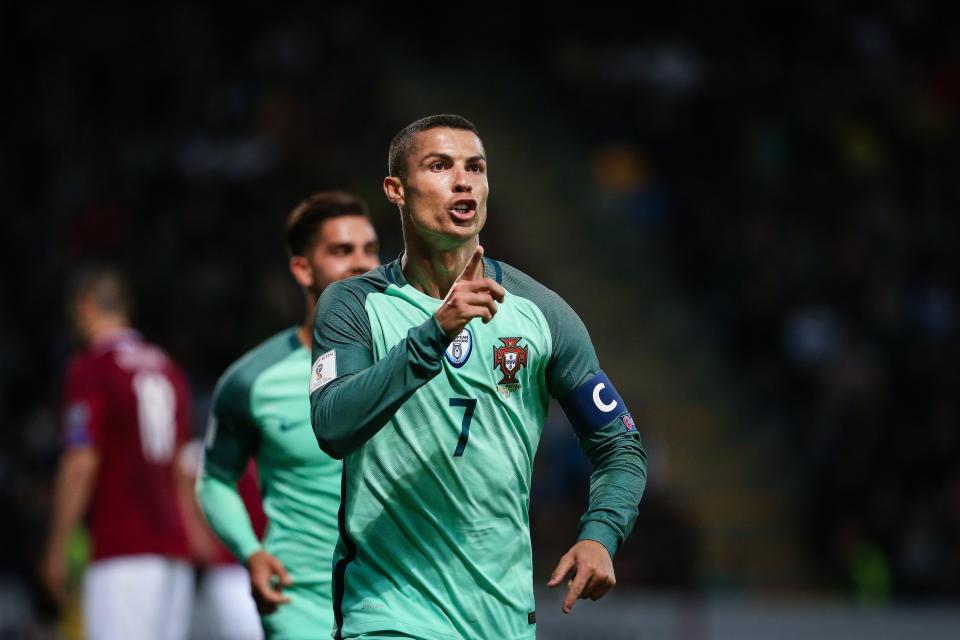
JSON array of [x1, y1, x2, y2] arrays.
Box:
[[449, 397, 477, 457]]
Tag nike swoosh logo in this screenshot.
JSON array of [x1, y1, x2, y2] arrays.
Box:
[[279, 423, 305, 432]]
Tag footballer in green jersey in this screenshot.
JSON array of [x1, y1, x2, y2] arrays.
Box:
[[198, 191, 380, 639], [310, 116, 647, 640]]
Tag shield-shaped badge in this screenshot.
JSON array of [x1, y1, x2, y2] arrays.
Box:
[[444, 328, 473, 368], [493, 337, 528, 385]]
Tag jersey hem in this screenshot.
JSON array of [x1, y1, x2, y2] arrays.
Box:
[[90, 550, 191, 563], [340, 619, 525, 640]]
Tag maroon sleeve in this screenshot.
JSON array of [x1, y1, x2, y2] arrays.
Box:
[[63, 356, 108, 449], [238, 460, 267, 539]]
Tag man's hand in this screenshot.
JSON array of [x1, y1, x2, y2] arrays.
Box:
[[42, 446, 99, 608], [246, 550, 293, 615], [40, 546, 67, 607], [547, 539, 616, 614], [435, 245, 505, 338]]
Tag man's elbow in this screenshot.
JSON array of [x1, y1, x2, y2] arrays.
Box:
[[312, 428, 348, 460], [311, 407, 347, 459], [311, 390, 352, 459]]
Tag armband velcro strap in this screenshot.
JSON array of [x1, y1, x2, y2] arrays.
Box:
[[559, 370, 632, 435]]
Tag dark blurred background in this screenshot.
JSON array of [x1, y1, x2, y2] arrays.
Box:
[[2, 2, 958, 637]]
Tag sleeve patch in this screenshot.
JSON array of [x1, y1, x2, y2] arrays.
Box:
[[310, 349, 337, 393], [559, 370, 630, 435], [63, 402, 92, 446]]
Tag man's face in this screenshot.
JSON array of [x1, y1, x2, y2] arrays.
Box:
[[71, 293, 96, 344], [398, 127, 488, 249], [297, 215, 380, 299]]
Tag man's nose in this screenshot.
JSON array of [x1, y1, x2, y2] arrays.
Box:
[[453, 167, 473, 193], [352, 250, 378, 272]]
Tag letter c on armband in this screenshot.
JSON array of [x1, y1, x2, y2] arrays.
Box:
[[592, 383, 618, 412], [559, 371, 633, 436]]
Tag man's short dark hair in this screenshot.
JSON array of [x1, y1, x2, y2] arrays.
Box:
[[71, 265, 132, 317], [284, 191, 370, 257], [388, 114, 480, 181]]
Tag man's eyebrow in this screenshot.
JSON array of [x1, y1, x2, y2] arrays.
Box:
[[421, 152, 453, 164], [420, 152, 487, 163]]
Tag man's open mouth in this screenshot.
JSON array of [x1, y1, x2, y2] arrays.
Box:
[[449, 199, 477, 220]]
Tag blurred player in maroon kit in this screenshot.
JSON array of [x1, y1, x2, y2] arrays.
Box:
[[41, 267, 200, 640]]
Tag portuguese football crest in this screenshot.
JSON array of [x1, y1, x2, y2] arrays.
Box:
[[493, 337, 528, 386]]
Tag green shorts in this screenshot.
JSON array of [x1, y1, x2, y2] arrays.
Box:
[[261, 582, 334, 640]]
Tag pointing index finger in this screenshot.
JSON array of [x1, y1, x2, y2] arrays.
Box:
[[563, 565, 592, 614], [457, 245, 484, 282]]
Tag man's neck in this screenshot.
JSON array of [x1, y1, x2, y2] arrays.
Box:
[[298, 291, 319, 349], [401, 235, 479, 299], [400, 238, 478, 300]]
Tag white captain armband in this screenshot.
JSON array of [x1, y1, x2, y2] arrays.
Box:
[[559, 371, 636, 435]]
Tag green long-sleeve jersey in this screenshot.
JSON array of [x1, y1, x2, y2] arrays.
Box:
[[197, 328, 341, 612], [310, 257, 646, 640]]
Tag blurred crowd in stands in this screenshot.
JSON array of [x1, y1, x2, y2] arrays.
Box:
[[551, 4, 959, 598], [2, 2, 957, 635]]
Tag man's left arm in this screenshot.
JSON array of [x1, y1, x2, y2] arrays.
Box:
[[545, 298, 647, 613], [41, 360, 104, 606]]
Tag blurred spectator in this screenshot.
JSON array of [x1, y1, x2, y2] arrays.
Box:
[[551, 3, 959, 598]]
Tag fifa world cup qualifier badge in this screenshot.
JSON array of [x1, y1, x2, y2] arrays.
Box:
[[493, 337, 528, 392], [445, 328, 473, 367], [309, 349, 337, 393]]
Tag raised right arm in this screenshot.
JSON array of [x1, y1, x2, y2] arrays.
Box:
[[308, 279, 451, 459], [311, 251, 503, 459]]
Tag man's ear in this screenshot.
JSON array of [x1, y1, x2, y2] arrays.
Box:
[[289, 255, 313, 289], [383, 176, 405, 208]]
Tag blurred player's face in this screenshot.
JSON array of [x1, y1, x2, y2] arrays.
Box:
[[71, 294, 97, 343], [387, 127, 488, 250], [290, 215, 380, 300], [70, 293, 127, 344]]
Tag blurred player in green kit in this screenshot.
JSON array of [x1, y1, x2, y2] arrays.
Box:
[[198, 192, 380, 639], [310, 115, 647, 639]]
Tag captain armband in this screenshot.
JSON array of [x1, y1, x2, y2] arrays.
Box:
[[559, 370, 637, 436]]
